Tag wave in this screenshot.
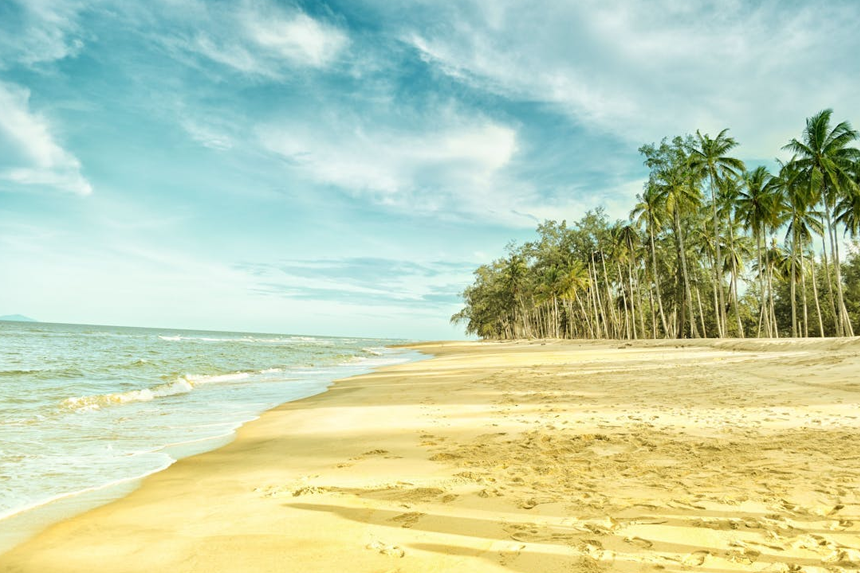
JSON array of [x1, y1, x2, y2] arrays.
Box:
[[156, 334, 336, 345], [62, 372, 254, 411]]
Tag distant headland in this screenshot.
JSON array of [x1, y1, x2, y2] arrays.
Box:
[[0, 314, 38, 322]]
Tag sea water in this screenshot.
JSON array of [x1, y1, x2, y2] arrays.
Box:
[[0, 321, 419, 551]]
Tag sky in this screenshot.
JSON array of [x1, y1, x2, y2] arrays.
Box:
[[1, 0, 859, 339]]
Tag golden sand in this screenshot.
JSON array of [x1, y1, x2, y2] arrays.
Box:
[[2, 339, 860, 572]]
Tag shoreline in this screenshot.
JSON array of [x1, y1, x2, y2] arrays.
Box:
[[0, 345, 424, 557], [2, 338, 860, 572]]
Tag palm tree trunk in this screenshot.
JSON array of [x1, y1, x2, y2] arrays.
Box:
[[648, 287, 657, 338], [800, 248, 810, 338], [710, 250, 720, 337], [601, 254, 619, 338], [810, 253, 825, 337], [674, 208, 699, 338], [821, 233, 839, 336], [728, 223, 744, 338], [790, 213, 798, 337], [589, 256, 605, 338], [626, 260, 638, 340], [617, 261, 631, 339], [756, 232, 770, 337], [767, 253, 779, 338], [649, 224, 670, 337], [695, 285, 708, 338], [825, 204, 851, 336], [709, 171, 726, 337]]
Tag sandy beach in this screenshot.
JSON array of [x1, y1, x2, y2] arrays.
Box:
[[2, 339, 860, 572]]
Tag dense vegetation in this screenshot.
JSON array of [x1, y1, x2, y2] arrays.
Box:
[[452, 110, 860, 339]]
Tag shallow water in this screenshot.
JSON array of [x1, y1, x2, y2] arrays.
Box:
[[0, 321, 417, 549]]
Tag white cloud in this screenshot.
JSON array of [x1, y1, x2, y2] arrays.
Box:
[[180, 118, 233, 150], [163, 0, 349, 77], [0, 0, 87, 67], [404, 0, 860, 158], [243, 9, 348, 68], [258, 112, 534, 222], [0, 81, 92, 195]]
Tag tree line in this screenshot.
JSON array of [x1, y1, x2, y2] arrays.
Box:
[[452, 109, 860, 340]]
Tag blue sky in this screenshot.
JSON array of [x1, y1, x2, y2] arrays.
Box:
[[1, 0, 859, 339]]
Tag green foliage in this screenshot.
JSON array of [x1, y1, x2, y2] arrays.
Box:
[[453, 110, 860, 339]]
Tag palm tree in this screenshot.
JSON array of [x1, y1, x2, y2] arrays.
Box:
[[718, 175, 747, 337], [631, 184, 671, 337], [737, 166, 780, 336], [784, 169, 824, 337], [689, 129, 746, 337], [612, 222, 643, 339], [771, 159, 804, 336], [784, 109, 860, 336], [657, 160, 702, 338]]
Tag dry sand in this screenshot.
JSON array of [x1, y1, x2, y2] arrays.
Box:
[[2, 338, 860, 572]]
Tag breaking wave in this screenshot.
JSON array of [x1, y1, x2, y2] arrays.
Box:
[[62, 372, 253, 411]]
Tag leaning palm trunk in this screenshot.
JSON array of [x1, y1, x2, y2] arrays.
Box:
[[674, 208, 699, 338], [824, 205, 848, 336], [634, 261, 646, 338], [616, 261, 631, 339], [709, 175, 726, 337], [810, 254, 826, 337], [625, 260, 639, 340], [589, 256, 606, 338], [820, 234, 839, 336], [709, 251, 720, 337], [800, 250, 810, 338], [790, 209, 798, 337], [728, 224, 744, 338], [824, 199, 854, 336], [767, 257, 779, 338], [601, 254, 620, 338], [755, 233, 770, 337], [695, 286, 708, 338], [648, 225, 670, 337]]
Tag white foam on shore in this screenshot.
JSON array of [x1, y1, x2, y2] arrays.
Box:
[[0, 343, 423, 557], [61, 372, 256, 411]]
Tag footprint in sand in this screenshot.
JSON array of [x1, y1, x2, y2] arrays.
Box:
[[389, 511, 424, 529], [682, 550, 709, 566], [623, 536, 653, 548], [366, 540, 405, 558]]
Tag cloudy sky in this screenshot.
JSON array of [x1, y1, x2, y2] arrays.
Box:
[[1, 0, 859, 339]]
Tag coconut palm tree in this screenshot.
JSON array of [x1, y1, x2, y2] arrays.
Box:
[[689, 129, 746, 337], [718, 175, 747, 337], [657, 159, 702, 338], [784, 109, 860, 336], [737, 166, 780, 336], [631, 184, 671, 337]]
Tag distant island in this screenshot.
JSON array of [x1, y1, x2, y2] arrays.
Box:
[[0, 314, 38, 322]]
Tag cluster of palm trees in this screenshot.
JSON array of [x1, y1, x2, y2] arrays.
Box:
[[452, 110, 860, 340]]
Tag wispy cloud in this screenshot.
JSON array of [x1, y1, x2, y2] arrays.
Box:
[[236, 257, 475, 308], [158, 0, 349, 78], [0, 0, 87, 68], [0, 81, 92, 195], [256, 109, 548, 224], [404, 0, 860, 158]]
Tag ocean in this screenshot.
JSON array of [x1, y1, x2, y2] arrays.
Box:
[[0, 320, 419, 551]]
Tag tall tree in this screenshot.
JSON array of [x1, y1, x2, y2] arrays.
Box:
[[689, 129, 746, 337], [737, 166, 780, 336], [784, 109, 860, 336], [631, 184, 671, 337]]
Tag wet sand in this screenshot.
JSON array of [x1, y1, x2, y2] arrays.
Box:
[[2, 338, 860, 572]]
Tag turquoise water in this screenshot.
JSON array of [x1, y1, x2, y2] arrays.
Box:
[[0, 321, 417, 548]]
